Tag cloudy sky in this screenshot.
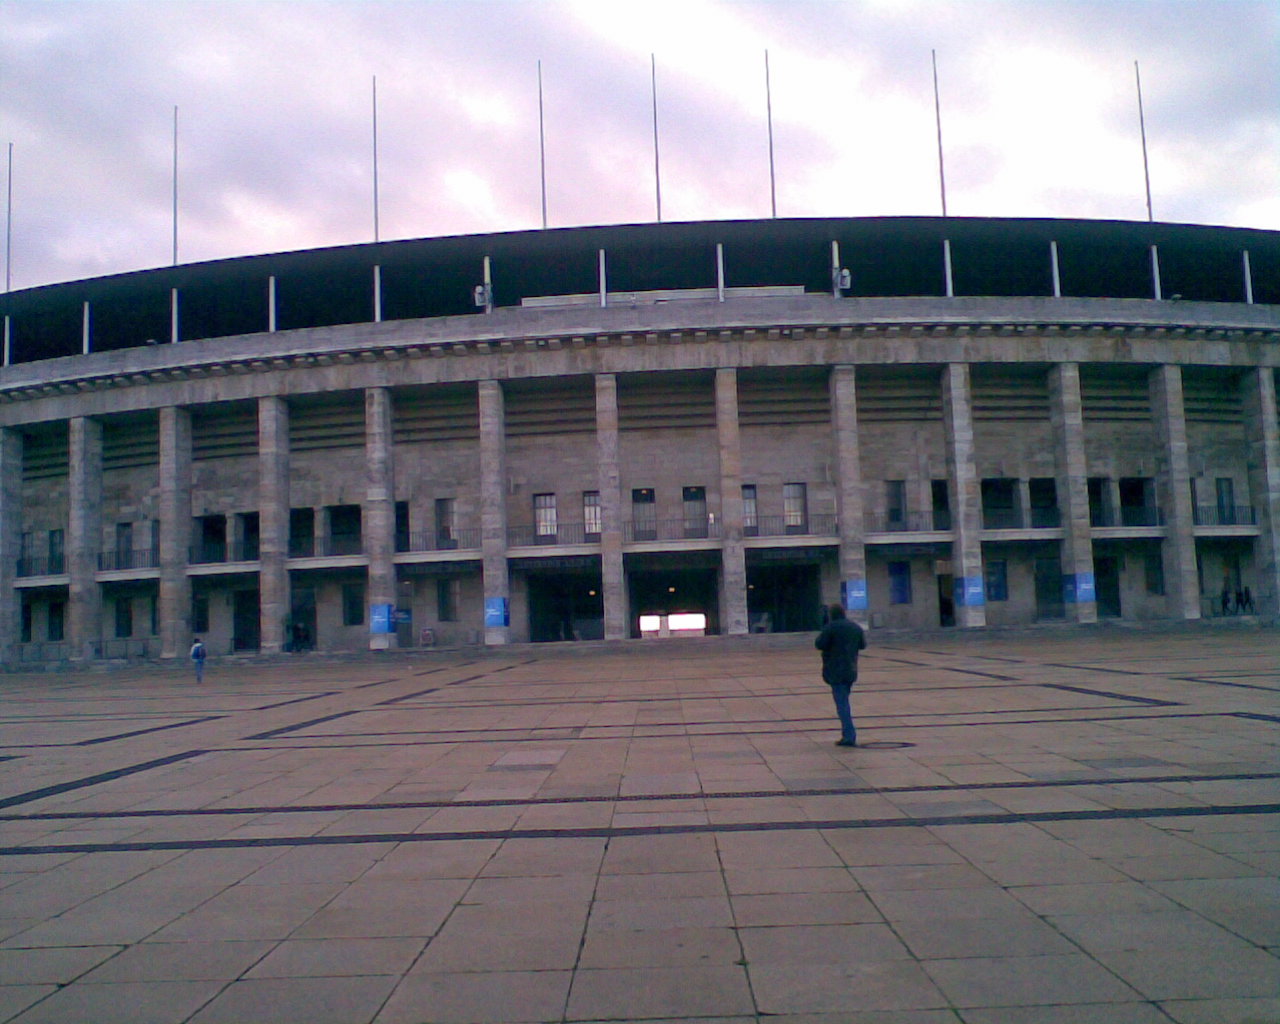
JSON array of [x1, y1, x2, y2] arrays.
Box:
[[2, 0, 1277, 290]]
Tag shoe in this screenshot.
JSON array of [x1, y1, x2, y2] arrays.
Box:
[[835, 739, 857, 747]]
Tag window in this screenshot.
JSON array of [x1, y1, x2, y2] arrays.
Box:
[[742, 484, 758, 535], [289, 507, 315, 557], [20, 602, 31, 643], [46, 528, 65, 573], [342, 582, 366, 626], [149, 595, 158, 636], [534, 493, 558, 542], [632, 488, 656, 540], [931, 479, 951, 530], [237, 511, 260, 561], [1088, 477, 1111, 526], [395, 501, 411, 551], [197, 514, 227, 562], [1215, 478, 1235, 525], [435, 498, 457, 548], [115, 522, 133, 559], [583, 491, 601, 538], [192, 594, 210, 633], [115, 596, 133, 638], [783, 482, 808, 532], [1119, 477, 1156, 526], [437, 577, 459, 621], [981, 478, 1019, 529], [47, 600, 65, 642], [985, 560, 1008, 601], [888, 561, 912, 604], [1029, 478, 1058, 528], [683, 486, 707, 538], [1144, 548, 1165, 595], [328, 505, 362, 555], [886, 480, 907, 529]]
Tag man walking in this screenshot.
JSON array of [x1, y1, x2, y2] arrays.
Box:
[[815, 603, 866, 747], [190, 637, 207, 684]]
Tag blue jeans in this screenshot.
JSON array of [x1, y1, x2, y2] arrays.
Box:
[[193, 659, 204, 683], [829, 683, 856, 743]]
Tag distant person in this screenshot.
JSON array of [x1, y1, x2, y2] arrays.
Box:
[[1221, 582, 1233, 616], [190, 637, 207, 683], [814, 603, 867, 747], [1241, 586, 1255, 614]]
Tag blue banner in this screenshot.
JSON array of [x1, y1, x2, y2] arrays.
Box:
[[1064, 572, 1096, 603], [484, 597, 509, 628], [370, 603, 395, 634], [955, 575, 986, 607], [841, 578, 868, 611]]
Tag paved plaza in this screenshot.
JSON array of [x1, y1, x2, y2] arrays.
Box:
[[0, 625, 1277, 1024]]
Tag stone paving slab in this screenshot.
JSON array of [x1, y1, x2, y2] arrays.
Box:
[[0, 624, 1277, 1023]]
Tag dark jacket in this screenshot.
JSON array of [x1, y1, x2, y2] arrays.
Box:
[[815, 617, 866, 686]]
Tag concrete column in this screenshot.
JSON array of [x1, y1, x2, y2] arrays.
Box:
[[258, 396, 290, 653], [479, 380, 510, 644], [365, 387, 396, 650], [941, 364, 986, 627], [1242, 367, 1280, 619], [158, 407, 193, 657], [1049, 363, 1097, 623], [1016, 478, 1031, 529], [0, 429, 22, 661], [830, 366, 867, 619], [68, 417, 103, 660], [1149, 364, 1200, 619], [595, 373, 627, 640], [715, 368, 748, 635]]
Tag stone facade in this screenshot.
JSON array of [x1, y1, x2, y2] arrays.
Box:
[[1, 218, 1277, 663]]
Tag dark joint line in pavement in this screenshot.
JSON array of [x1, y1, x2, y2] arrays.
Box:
[[250, 691, 339, 711], [74, 715, 226, 746], [0, 750, 211, 810], [4, 801, 1279, 858], [241, 709, 363, 741], [8, 769, 1274, 823], [1039, 683, 1180, 707]]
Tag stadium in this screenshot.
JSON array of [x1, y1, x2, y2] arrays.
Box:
[[0, 214, 1277, 663]]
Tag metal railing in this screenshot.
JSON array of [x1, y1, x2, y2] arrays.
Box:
[[190, 541, 260, 564], [507, 522, 594, 547], [97, 549, 160, 571], [981, 508, 1062, 529], [745, 513, 838, 538], [288, 535, 364, 558], [396, 528, 482, 553], [624, 517, 725, 542], [1193, 505, 1257, 527], [866, 511, 951, 533], [16, 555, 66, 577], [1090, 506, 1166, 528]]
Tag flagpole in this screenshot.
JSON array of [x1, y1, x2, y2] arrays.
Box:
[[651, 53, 662, 223], [538, 60, 548, 229], [172, 106, 179, 265], [931, 50, 947, 217], [372, 75, 381, 243], [1135, 61, 1153, 222], [765, 50, 777, 218]]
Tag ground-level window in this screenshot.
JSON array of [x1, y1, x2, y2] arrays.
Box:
[[1145, 549, 1165, 595], [20, 603, 31, 643], [888, 561, 912, 604], [342, 582, 366, 626], [192, 594, 210, 634], [48, 600, 65, 642], [437, 578, 460, 622], [115, 597, 133, 638], [985, 560, 1008, 601]]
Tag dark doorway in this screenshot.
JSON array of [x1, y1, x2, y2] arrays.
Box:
[[1035, 557, 1066, 620], [528, 572, 604, 642], [232, 589, 260, 651], [289, 587, 316, 651], [1095, 556, 1122, 618], [746, 564, 821, 633], [936, 573, 955, 627], [629, 567, 719, 637]]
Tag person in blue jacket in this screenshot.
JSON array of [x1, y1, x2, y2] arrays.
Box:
[[814, 604, 866, 747], [189, 637, 207, 683]]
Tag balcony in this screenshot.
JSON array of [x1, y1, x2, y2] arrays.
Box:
[[1194, 505, 1257, 527], [867, 511, 951, 533], [396, 529, 482, 554], [98, 548, 160, 571], [1090, 507, 1166, 528], [625, 517, 725, 542], [190, 540, 260, 564], [289, 535, 364, 558], [508, 522, 593, 547], [16, 555, 66, 577], [981, 508, 1062, 530]]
